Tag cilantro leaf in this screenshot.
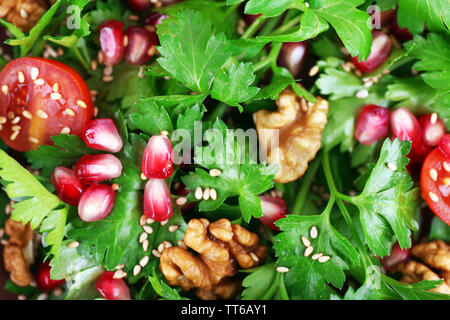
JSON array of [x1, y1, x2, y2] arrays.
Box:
[[211, 62, 259, 109], [397, 0, 450, 34], [182, 119, 277, 222], [157, 10, 231, 93], [349, 139, 419, 257], [274, 212, 359, 300], [25, 134, 97, 177]]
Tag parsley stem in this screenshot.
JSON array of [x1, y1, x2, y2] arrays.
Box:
[[268, 15, 302, 36], [206, 102, 228, 122], [292, 155, 321, 214], [278, 274, 290, 300], [261, 271, 280, 300], [241, 15, 266, 39]]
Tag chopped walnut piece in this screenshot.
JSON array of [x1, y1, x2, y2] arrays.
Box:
[[3, 245, 33, 287], [398, 261, 450, 295], [159, 218, 266, 299], [0, 0, 47, 32], [412, 240, 450, 272], [4, 218, 33, 247], [254, 88, 328, 183]]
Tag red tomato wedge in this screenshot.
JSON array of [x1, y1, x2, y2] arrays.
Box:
[[0, 57, 93, 151], [420, 147, 450, 225]]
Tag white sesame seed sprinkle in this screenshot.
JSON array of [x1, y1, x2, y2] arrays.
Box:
[[10, 131, 19, 141], [304, 246, 314, 257], [157, 243, 165, 253], [308, 65, 319, 77], [53, 288, 64, 297], [67, 241, 79, 248], [147, 218, 155, 224], [311, 253, 324, 260], [209, 169, 222, 177], [11, 116, 20, 124], [142, 239, 149, 252], [160, 130, 169, 136], [123, 35, 129, 47], [177, 240, 187, 249], [133, 265, 141, 276], [250, 252, 259, 262], [429, 192, 439, 202], [195, 187, 203, 199], [113, 270, 127, 279], [0, 117, 5, 124], [310, 226, 318, 239], [168, 225, 179, 232], [63, 108, 75, 116], [140, 256, 150, 267], [51, 92, 62, 100], [318, 255, 331, 263], [176, 197, 188, 206], [429, 169, 438, 182], [102, 75, 114, 82], [128, 15, 139, 21], [53, 83, 59, 92], [34, 78, 45, 86], [139, 232, 148, 243], [203, 187, 210, 200], [143, 225, 153, 234], [20, 8, 28, 19], [160, 219, 169, 226], [22, 111, 32, 119], [103, 65, 113, 76], [1, 85, 8, 95], [30, 67, 39, 80], [386, 162, 397, 171], [115, 264, 125, 270], [60, 127, 71, 135], [443, 161, 450, 172], [37, 110, 48, 119], [430, 113, 438, 124], [11, 125, 21, 132], [152, 250, 161, 258], [276, 266, 290, 273], [210, 188, 217, 201], [301, 236, 311, 247], [18, 294, 27, 300], [18, 71, 25, 83], [29, 137, 39, 144], [355, 89, 369, 99]]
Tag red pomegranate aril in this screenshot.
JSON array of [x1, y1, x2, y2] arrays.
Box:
[[439, 134, 450, 157], [390, 14, 413, 42], [390, 108, 422, 154], [83, 119, 123, 153], [381, 241, 412, 273], [355, 104, 390, 145], [96, 271, 131, 300], [351, 31, 391, 73], [142, 135, 174, 179], [124, 26, 158, 65], [258, 196, 288, 231], [419, 114, 445, 147], [145, 12, 168, 27], [75, 154, 122, 184], [36, 261, 65, 292], [51, 167, 85, 206], [278, 42, 309, 78], [128, 0, 151, 11], [143, 179, 173, 222], [78, 184, 116, 222], [244, 14, 262, 26], [99, 20, 125, 66]]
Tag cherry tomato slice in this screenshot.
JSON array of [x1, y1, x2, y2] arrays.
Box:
[[420, 147, 450, 225], [0, 57, 93, 151]]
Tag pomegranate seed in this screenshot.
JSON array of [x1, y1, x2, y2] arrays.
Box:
[[258, 196, 288, 231], [381, 241, 412, 273], [419, 114, 445, 147], [51, 167, 85, 206], [354, 104, 390, 145], [78, 184, 116, 222], [390, 108, 422, 154], [389, 14, 413, 42], [99, 20, 125, 66], [143, 179, 173, 222], [277, 42, 309, 78], [75, 154, 122, 184], [96, 271, 131, 300], [145, 12, 168, 27], [244, 14, 262, 26], [439, 134, 450, 157], [127, 0, 151, 11], [83, 119, 123, 153], [142, 135, 174, 179], [36, 261, 65, 292], [124, 26, 158, 65], [351, 31, 391, 73]]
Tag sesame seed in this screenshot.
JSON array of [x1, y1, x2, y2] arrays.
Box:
[[22, 111, 32, 119], [53, 83, 59, 92], [430, 113, 437, 124], [67, 241, 79, 248], [111, 183, 119, 191], [301, 236, 311, 247], [363, 80, 373, 88], [11, 116, 20, 124], [18, 294, 27, 300], [308, 65, 319, 77], [210, 188, 217, 201], [139, 256, 150, 267], [157, 243, 165, 253], [57, 48, 64, 56], [123, 36, 129, 47], [115, 264, 125, 270], [90, 60, 98, 71], [51, 92, 62, 100], [20, 8, 28, 19], [102, 75, 114, 82], [276, 266, 290, 273], [113, 270, 127, 279], [53, 288, 64, 297], [304, 246, 314, 257], [10, 131, 19, 141], [318, 255, 331, 263], [147, 46, 157, 57], [140, 173, 147, 180], [60, 127, 71, 135], [355, 89, 369, 99], [93, 107, 99, 117], [305, 2, 310, 7], [133, 265, 141, 276], [160, 130, 169, 136], [37, 293, 48, 300], [0, 117, 6, 124], [152, 249, 161, 258], [195, 187, 203, 199], [163, 241, 172, 249], [143, 225, 153, 234], [386, 162, 397, 171], [429, 169, 438, 182], [37, 110, 48, 119], [310, 226, 318, 239], [311, 253, 324, 260], [138, 67, 145, 78], [139, 232, 148, 243], [1, 239, 8, 246], [103, 65, 113, 76], [176, 197, 188, 206], [18, 71, 25, 83], [139, 215, 147, 226], [1, 85, 8, 95], [34, 79, 45, 86], [160, 219, 169, 226], [177, 240, 187, 249], [203, 187, 210, 200], [147, 218, 155, 224], [250, 252, 259, 262], [209, 169, 222, 177], [429, 192, 439, 202], [30, 67, 39, 80], [168, 225, 179, 232], [11, 125, 21, 132], [142, 239, 149, 252], [128, 15, 139, 21], [63, 108, 75, 116], [29, 137, 39, 144], [443, 161, 450, 172]]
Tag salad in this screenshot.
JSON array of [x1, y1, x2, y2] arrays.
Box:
[[0, 0, 449, 301]]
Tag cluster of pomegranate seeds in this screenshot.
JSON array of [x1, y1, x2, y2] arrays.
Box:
[[51, 167, 85, 206], [36, 261, 65, 292], [75, 154, 122, 184], [99, 20, 125, 66], [381, 241, 412, 273], [354, 104, 390, 145], [258, 196, 288, 231], [351, 31, 392, 73], [96, 271, 131, 300], [83, 119, 123, 153], [277, 42, 309, 78]]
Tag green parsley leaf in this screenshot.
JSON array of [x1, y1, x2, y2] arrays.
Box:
[[316, 68, 363, 100], [386, 76, 439, 110], [245, 0, 302, 17], [241, 263, 278, 300], [397, 0, 450, 34], [128, 99, 173, 136], [148, 271, 189, 300], [429, 217, 450, 242], [274, 212, 359, 299]]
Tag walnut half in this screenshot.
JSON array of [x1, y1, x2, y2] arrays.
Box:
[[254, 88, 328, 183], [0, 0, 47, 32], [159, 218, 267, 300]]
